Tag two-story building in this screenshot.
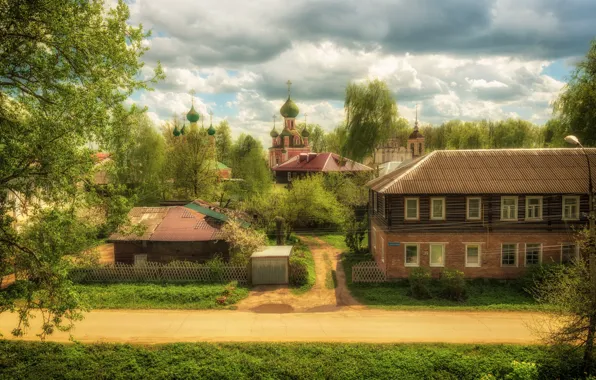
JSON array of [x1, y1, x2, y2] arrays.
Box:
[[366, 148, 596, 279]]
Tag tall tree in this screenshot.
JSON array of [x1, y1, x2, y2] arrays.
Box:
[[215, 120, 233, 166], [228, 134, 271, 199], [0, 0, 163, 338], [555, 38, 596, 146], [343, 79, 398, 161]]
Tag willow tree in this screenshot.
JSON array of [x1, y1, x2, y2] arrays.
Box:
[[0, 0, 163, 339], [343, 79, 398, 162]]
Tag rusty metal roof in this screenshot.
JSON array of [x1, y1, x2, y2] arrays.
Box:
[[367, 148, 596, 194], [272, 152, 372, 172]]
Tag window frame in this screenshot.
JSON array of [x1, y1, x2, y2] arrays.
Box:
[[562, 195, 580, 221], [134, 254, 148, 266], [466, 197, 482, 221], [500, 196, 519, 221], [404, 243, 420, 267], [501, 243, 518, 267], [287, 171, 292, 182], [524, 243, 542, 266], [525, 196, 543, 221], [429, 243, 445, 267], [561, 243, 579, 264], [465, 243, 481, 267], [404, 197, 420, 221], [430, 197, 446, 221]]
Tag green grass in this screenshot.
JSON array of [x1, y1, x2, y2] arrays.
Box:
[[319, 234, 349, 251], [0, 341, 583, 379], [74, 282, 249, 310], [342, 251, 545, 311], [290, 239, 316, 295]]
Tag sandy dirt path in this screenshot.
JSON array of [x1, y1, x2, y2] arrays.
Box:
[[0, 309, 545, 344]]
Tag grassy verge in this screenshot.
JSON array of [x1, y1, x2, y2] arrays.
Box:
[[323, 253, 337, 289], [342, 251, 545, 311], [0, 341, 582, 379], [290, 239, 316, 295], [74, 282, 249, 310]]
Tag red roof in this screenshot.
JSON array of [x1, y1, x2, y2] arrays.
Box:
[[272, 152, 372, 172]]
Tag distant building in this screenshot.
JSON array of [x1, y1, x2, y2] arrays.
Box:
[[367, 148, 595, 280], [272, 152, 372, 184]]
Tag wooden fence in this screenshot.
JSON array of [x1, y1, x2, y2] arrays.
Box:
[[352, 261, 386, 283], [71, 262, 248, 284]]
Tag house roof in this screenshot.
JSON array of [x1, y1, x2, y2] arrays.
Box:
[[367, 148, 596, 194], [272, 152, 372, 172]]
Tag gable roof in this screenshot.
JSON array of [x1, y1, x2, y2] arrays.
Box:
[[272, 152, 372, 172], [367, 148, 596, 194]]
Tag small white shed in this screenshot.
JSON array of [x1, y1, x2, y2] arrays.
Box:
[[250, 246, 293, 285]]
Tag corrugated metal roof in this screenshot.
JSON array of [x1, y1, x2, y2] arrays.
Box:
[[251, 246, 293, 258], [109, 207, 169, 241], [150, 207, 221, 242], [367, 148, 596, 194], [272, 152, 372, 172]]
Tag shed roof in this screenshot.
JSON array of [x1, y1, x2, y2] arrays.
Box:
[[251, 246, 293, 258], [367, 148, 596, 194]]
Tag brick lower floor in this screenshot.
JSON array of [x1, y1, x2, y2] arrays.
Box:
[[370, 220, 580, 279]]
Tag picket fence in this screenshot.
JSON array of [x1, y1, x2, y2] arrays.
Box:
[[352, 261, 386, 283], [71, 262, 248, 284]]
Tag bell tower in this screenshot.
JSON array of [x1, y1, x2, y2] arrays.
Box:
[[408, 104, 425, 158]]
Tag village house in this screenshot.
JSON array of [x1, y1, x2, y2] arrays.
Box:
[[366, 148, 596, 279], [272, 152, 372, 184], [108, 200, 241, 265]]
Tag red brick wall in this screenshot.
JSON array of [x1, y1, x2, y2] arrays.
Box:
[[370, 220, 578, 279]]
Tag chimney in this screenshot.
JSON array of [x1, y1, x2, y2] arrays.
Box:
[[299, 153, 307, 163], [307, 153, 317, 163]]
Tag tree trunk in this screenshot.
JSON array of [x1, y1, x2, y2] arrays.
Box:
[[584, 314, 596, 375]]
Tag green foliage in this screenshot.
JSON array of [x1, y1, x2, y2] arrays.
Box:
[[73, 282, 248, 309], [408, 267, 432, 300], [228, 134, 271, 199], [215, 120, 233, 166], [343, 79, 398, 161], [221, 219, 267, 266], [289, 241, 315, 293], [0, 341, 583, 379], [504, 361, 539, 380], [555, 38, 596, 146], [439, 269, 467, 301]]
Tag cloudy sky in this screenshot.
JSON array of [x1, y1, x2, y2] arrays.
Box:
[[123, 0, 596, 145]]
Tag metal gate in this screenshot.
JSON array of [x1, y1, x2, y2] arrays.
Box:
[[251, 257, 288, 285]]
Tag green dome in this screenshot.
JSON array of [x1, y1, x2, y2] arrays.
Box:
[[187, 105, 200, 123], [301, 128, 310, 137], [173, 125, 181, 137], [280, 127, 292, 137], [280, 96, 299, 118], [180, 124, 187, 135], [270, 126, 279, 137], [207, 124, 216, 136]]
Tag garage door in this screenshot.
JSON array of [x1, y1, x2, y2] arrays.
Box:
[[252, 257, 288, 285]]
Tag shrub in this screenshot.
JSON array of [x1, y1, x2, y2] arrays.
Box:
[[206, 256, 225, 282], [504, 361, 539, 380], [289, 256, 309, 286], [518, 264, 564, 295], [439, 268, 467, 301], [408, 267, 432, 299]]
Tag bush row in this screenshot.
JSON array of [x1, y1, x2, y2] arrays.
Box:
[[409, 268, 467, 301]]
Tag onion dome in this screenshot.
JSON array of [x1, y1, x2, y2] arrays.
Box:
[[173, 125, 181, 137], [180, 124, 187, 135], [301, 127, 310, 137], [280, 127, 292, 137], [280, 96, 299, 118], [207, 124, 216, 136], [270, 126, 279, 138], [408, 126, 423, 139], [186, 105, 200, 123]]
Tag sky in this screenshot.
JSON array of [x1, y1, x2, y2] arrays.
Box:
[[122, 0, 596, 145]]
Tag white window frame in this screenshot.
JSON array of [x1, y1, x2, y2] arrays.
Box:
[[466, 197, 482, 220], [429, 243, 445, 267], [372, 227, 377, 253], [287, 171, 292, 182], [501, 196, 518, 221], [525, 196, 543, 221], [404, 243, 420, 267], [430, 197, 446, 221], [404, 197, 419, 221], [373, 192, 378, 214], [501, 243, 518, 267], [381, 236, 385, 263], [524, 243, 542, 266], [561, 243, 579, 264], [562, 196, 580, 221], [134, 254, 148, 266], [465, 243, 481, 267]]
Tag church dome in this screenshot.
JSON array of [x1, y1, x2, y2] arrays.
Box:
[[301, 128, 310, 137], [186, 105, 200, 123], [280, 96, 299, 118], [207, 124, 216, 136], [173, 125, 181, 137], [270, 126, 279, 138]]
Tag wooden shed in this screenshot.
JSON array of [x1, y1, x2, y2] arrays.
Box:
[[250, 246, 293, 285]]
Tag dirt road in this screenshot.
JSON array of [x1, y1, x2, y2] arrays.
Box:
[[0, 309, 544, 344]]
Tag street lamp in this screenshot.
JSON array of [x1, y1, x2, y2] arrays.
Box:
[[565, 135, 594, 235]]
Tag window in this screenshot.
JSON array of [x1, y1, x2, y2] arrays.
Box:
[[287, 172, 292, 182], [404, 197, 419, 220], [501, 244, 517, 267], [525, 196, 543, 220], [429, 244, 445, 267], [501, 196, 518, 221], [372, 227, 377, 253], [466, 197, 482, 220], [381, 237, 385, 263], [465, 244, 481, 267], [525, 243, 541, 266], [561, 243, 579, 264], [373, 192, 378, 213], [134, 254, 147, 266], [404, 244, 419, 267], [430, 198, 445, 220], [563, 196, 580, 220]]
